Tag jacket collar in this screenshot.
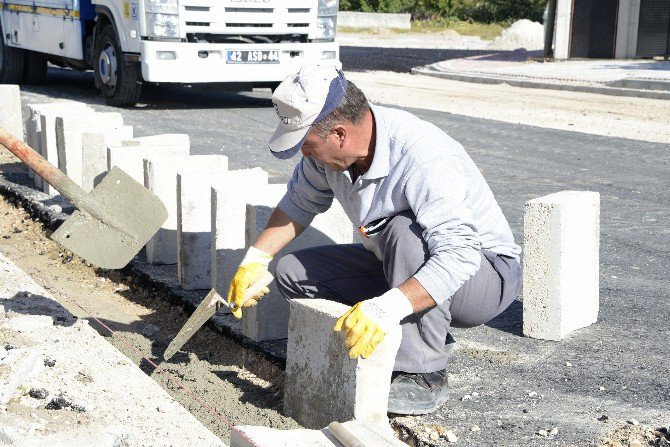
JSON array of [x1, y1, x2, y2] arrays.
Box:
[[360, 104, 390, 180]]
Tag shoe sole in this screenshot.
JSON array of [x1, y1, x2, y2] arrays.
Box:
[[387, 390, 449, 416]]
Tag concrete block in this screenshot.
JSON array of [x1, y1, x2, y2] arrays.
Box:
[[56, 113, 124, 187], [145, 155, 236, 265], [338, 11, 411, 30], [122, 133, 190, 148], [523, 191, 600, 341], [0, 348, 43, 405], [231, 426, 334, 447], [176, 156, 229, 289], [81, 126, 134, 192], [108, 144, 189, 184], [232, 420, 404, 447], [243, 193, 354, 341], [210, 169, 269, 295], [284, 299, 402, 429], [0, 85, 23, 142], [24, 102, 91, 187], [38, 107, 94, 195]]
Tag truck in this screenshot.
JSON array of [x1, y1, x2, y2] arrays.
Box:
[[0, 0, 340, 106]]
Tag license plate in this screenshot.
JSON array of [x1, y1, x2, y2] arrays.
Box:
[[226, 50, 280, 64]]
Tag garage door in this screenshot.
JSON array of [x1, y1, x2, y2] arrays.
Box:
[[570, 0, 619, 58], [636, 0, 670, 58]]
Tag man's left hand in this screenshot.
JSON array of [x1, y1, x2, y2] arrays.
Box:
[[333, 288, 414, 359]]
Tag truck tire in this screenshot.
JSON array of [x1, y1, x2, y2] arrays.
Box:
[[0, 25, 26, 84], [93, 25, 142, 107], [23, 51, 48, 85]]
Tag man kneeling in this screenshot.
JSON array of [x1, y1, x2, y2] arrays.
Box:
[[227, 65, 521, 415]]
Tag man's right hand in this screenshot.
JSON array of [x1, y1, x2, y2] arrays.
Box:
[[226, 247, 273, 319]]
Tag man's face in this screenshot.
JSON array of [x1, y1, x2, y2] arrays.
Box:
[[300, 128, 352, 171]]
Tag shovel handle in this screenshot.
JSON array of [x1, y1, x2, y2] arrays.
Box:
[[0, 125, 87, 206]]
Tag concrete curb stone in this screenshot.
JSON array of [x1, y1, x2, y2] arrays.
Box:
[[0, 171, 288, 367], [411, 66, 670, 100]]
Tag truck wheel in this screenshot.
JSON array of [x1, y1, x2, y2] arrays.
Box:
[[94, 25, 142, 107], [0, 26, 26, 84], [23, 51, 48, 84]]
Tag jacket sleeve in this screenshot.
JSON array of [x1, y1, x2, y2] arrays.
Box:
[[277, 156, 334, 228], [403, 155, 482, 305]]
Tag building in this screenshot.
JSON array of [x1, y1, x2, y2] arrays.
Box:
[[553, 0, 670, 59]]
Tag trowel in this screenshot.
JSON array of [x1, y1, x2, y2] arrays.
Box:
[[0, 125, 167, 269], [163, 271, 274, 360]]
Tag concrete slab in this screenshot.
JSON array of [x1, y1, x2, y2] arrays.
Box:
[[0, 85, 23, 142], [38, 107, 94, 195], [210, 168, 269, 297], [108, 144, 190, 184], [176, 156, 229, 289], [0, 251, 225, 446], [338, 11, 411, 29], [523, 191, 600, 341], [56, 113, 124, 187], [243, 193, 354, 341], [81, 126, 133, 192], [145, 155, 234, 265], [232, 419, 404, 447], [24, 102, 91, 187], [144, 155, 194, 265], [284, 299, 402, 429], [122, 133, 190, 148]]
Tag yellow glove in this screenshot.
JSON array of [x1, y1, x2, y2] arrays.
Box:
[[226, 247, 272, 319], [333, 288, 413, 359]]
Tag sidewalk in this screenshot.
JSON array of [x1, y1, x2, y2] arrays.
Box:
[[0, 251, 225, 447], [339, 31, 670, 99], [415, 51, 670, 99]]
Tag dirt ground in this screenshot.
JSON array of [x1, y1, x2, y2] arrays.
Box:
[[0, 148, 301, 443]]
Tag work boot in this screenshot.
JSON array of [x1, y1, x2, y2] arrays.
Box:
[[387, 369, 449, 415]]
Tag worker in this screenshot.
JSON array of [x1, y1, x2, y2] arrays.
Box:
[[227, 65, 521, 415]]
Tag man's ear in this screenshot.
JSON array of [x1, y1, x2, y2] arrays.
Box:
[[332, 125, 347, 146]]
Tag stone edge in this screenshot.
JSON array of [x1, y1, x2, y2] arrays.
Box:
[[411, 67, 670, 100]]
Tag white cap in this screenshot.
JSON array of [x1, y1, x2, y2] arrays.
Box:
[[269, 65, 348, 159]]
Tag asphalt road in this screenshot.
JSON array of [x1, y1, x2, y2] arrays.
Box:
[[341, 46, 490, 73], [18, 62, 670, 446]]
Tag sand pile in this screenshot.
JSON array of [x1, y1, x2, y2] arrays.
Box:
[[487, 19, 544, 51]]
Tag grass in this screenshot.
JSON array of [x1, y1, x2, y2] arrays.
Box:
[[339, 19, 506, 40]]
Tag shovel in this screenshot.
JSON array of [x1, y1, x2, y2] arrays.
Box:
[[0, 125, 167, 269]]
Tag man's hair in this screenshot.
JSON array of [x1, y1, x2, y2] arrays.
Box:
[[311, 81, 369, 138]]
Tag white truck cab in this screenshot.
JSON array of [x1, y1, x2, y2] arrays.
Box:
[[0, 0, 340, 106]]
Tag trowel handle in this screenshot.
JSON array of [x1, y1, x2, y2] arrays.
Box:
[[230, 271, 275, 311], [0, 125, 87, 206]]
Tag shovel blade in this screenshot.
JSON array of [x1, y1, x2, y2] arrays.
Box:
[[51, 167, 167, 269], [51, 209, 145, 269]]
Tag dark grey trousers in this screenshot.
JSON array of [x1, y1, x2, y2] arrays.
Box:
[[275, 211, 521, 373]]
